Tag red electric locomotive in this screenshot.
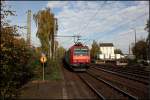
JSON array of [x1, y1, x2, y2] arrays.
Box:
[[64, 42, 90, 71]]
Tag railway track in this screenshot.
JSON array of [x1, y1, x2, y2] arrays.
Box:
[[98, 64, 150, 76], [108, 66, 150, 78], [88, 66, 149, 99], [78, 72, 138, 100], [113, 70, 149, 80], [62, 64, 149, 99], [91, 65, 149, 84], [62, 65, 99, 99]]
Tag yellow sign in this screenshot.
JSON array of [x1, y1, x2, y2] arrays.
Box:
[[40, 56, 47, 63]]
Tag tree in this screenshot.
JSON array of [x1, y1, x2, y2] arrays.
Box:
[[57, 46, 66, 60], [145, 19, 150, 47], [54, 40, 59, 59], [114, 49, 123, 54], [145, 19, 150, 60], [90, 40, 100, 59], [144, 19, 149, 33], [1, 2, 34, 99], [33, 8, 57, 59], [132, 39, 147, 60]]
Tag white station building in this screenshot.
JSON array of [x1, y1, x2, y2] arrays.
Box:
[[98, 43, 124, 60]]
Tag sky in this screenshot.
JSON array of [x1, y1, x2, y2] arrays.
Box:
[[4, 1, 149, 54]]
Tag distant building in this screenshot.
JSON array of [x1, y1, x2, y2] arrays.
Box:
[[99, 43, 115, 60], [98, 43, 124, 60]]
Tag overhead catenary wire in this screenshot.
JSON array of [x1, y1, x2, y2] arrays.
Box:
[[99, 13, 148, 39], [78, 1, 148, 37], [56, 2, 148, 47], [11, 1, 148, 48], [80, 2, 148, 36], [58, 1, 148, 49], [83, 12, 148, 45], [78, 1, 108, 36], [55, 37, 75, 48]]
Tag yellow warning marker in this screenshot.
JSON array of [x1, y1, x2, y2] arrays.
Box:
[[40, 55, 47, 81], [40, 56, 47, 63]]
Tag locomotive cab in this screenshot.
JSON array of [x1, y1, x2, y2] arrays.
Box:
[[73, 48, 90, 63], [71, 43, 90, 71], [72, 48, 90, 71], [64, 42, 91, 71]]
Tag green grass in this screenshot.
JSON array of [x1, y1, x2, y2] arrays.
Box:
[[46, 59, 62, 80], [31, 58, 62, 81]]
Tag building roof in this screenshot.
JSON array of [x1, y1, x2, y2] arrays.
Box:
[[99, 43, 114, 47]]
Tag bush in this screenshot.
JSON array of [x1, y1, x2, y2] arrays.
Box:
[[45, 59, 62, 80], [0, 27, 35, 99]]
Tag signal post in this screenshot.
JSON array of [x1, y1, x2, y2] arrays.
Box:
[[40, 54, 47, 81]]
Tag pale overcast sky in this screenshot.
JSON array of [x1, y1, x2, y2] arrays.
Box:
[[5, 1, 149, 54]]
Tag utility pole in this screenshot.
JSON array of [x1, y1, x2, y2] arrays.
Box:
[[146, 30, 150, 62], [129, 44, 130, 55], [53, 18, 58, 59], [134, 29, 137, 45], [134, 28, 137, 59], [128, 39, 131, 55], [131, 28, 137, 59], [27, 10, 31, 46], [131, 28, 137, 46]]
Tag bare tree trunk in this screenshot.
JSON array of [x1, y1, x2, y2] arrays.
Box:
[[49, 40, 52, 59], [51, 36, 54, 60], [54, 42, 56, 60]]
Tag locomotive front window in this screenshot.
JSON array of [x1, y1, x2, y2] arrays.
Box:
[[74, 48, 88, 55]]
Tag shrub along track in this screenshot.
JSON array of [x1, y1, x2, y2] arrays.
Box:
[[88, 65, 149, 99]]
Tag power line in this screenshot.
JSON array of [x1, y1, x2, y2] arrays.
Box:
[[94, 13, 148, 40], [78, 1, 148, 36], [83, 13, 147, 45], [55, 35, 81, 43], [81, 4, 148, 39], [55, 2, 108, 46], [111, 28, 145, 41], [55, 38, 75, 48], [78, 1, 108, 36], [59, 11, 148, 47], [58, 1, 148, 40]]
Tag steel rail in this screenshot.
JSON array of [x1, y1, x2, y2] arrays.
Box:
[[92, 65, 149, 79], [115, 70, 149, 79], [91, 66, 149, 85], [93, 63, 150, 75], [86, 72, 138, 100], [103, 65, 150, 78], [78, 74, 106, 100]]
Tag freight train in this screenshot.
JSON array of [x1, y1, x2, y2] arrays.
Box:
[[63, 42, 90, 71]]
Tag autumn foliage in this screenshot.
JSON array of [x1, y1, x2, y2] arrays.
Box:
[[0, 2, 35, 99]]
